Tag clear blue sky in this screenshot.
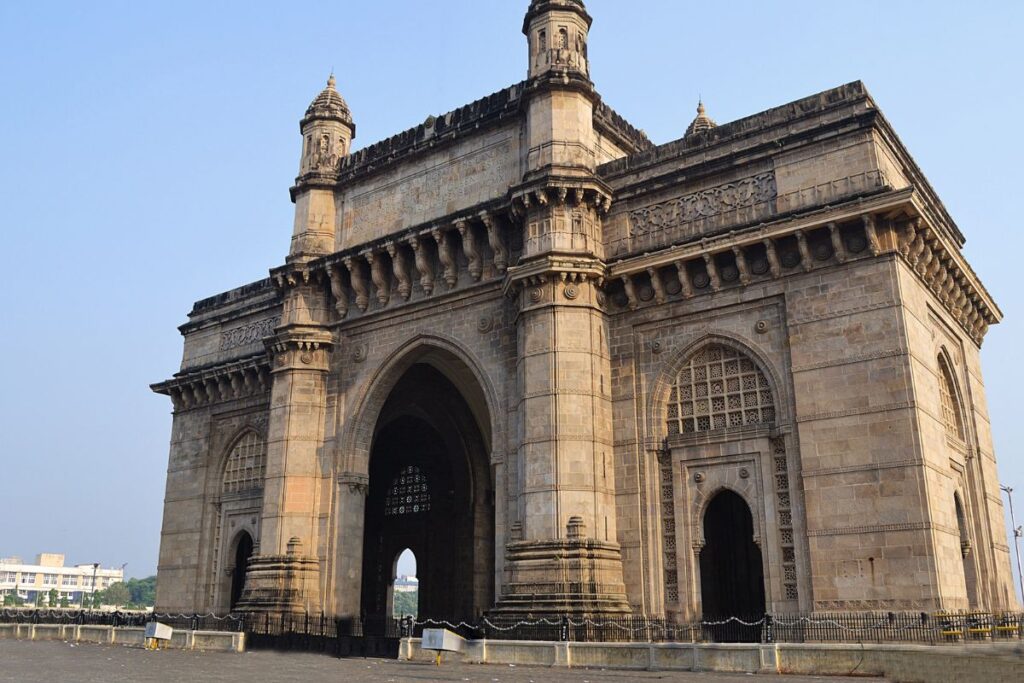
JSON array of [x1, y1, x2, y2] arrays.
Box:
[[1, 1, 1021, 597]]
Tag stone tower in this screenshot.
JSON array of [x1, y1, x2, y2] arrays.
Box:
[[233, 77, 354, 614], [495, 0, 630, 615]]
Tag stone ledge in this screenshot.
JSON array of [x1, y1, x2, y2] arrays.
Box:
[[0, 624, 244, 653], [400, 638, 1024, 682]]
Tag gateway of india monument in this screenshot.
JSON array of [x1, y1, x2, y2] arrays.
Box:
[[152, 0, 1018, 622]]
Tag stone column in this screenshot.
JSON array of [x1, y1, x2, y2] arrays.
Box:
[[332, 473, 368, 617], [236, 322, 332, 615], [495, 263, 629, 616]]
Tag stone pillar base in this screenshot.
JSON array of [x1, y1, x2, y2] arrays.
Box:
[[234, 550, 321, 615], [491, 534, 632, 617]]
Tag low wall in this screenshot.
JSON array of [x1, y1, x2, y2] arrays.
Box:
[[400, 638, 1024, 682], [0, 623, 244, 653]]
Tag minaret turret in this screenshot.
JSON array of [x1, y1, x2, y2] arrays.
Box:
[[523, 0, 592, 80], [289, 75, 355, 262]]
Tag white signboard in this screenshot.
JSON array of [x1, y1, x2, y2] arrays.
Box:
[[421, 628, 464, 653]]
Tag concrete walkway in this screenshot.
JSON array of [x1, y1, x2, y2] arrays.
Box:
[[0, 639, 888, 682]]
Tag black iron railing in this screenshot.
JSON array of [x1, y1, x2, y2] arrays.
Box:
[[4, 609, 1022, 647]]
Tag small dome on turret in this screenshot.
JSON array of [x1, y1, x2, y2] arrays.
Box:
[[524, 0, 592, 33], [302, 74, 353, 128], [685, 100, 717, 138]]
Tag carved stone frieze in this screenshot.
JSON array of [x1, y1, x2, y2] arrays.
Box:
[[220, 317, 281, 352], [629, 173, 777, 240]]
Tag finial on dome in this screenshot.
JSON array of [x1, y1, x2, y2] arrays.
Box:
[[685, 98, 717, 138], [327, 73, 336, 89]]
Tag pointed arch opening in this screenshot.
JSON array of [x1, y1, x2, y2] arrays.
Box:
[[667, 343, 776, 437], [699, 490, 765, 639], [937, 354, 966, 441], [358, 357, 494, 625], [229, 531, 254, 610], [222, 430, 266, 495], [954, 492, 979, 608], [391, 549, 418, 619]]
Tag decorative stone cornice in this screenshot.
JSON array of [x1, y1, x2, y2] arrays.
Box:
[[265, 325, 333, 373], [510, 177, 613, 217], [151, 356, 271, 412], [270, 202, 513, 325], [503, 255, 607, 296], [894, 203, 1001, 344]]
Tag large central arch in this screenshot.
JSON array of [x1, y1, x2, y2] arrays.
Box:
[[358, 357, 495, 623]]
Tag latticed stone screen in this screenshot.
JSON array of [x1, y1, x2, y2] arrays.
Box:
[[385, 466, 431, 517], [938, 355, 965, 440], [222, 431, 267, 494], [667, 345, 775, 435]]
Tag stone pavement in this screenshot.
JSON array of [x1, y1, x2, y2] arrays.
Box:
[[0, 640, 888, 682]]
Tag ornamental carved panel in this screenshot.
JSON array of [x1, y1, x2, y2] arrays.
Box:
[[220, 317, 281, 352], [629, 173, 777, 240]]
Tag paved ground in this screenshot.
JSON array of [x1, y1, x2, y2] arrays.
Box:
[[0, 640, 886, 682]]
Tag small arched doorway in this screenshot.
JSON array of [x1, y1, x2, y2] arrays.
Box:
[[229, 532, 254, 610], [954, 492, 979, 608], [699, 490, 765, 634], [391, 549, 418, 618]]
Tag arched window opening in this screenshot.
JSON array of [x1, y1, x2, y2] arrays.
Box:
[[938, 355, 965, 441], [384, 466, 431, 517], [668, 345, 775, 435], [391, 548, 419, 618], [558, 27, 569, 49], [229, 532, 253, 610], [222, 431, 267, 495]]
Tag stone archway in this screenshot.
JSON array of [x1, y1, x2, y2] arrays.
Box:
[[699, 490, 765, 624], [229, 531, 254, 611], [359, 363, 494, 624], [955, 492, 980, 608]]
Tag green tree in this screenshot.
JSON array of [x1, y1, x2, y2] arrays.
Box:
[[59, 596, 69, 608], [392, 590, 418, 618], [47, 589, 59, 607], [34, 592, 45, 607], [124, 576, 157, 607], [3, 593, 25, 607], [103, 582, 130, 608]]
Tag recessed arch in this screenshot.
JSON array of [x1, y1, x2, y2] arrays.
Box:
[[339, 334, 502, 477], [228, 530, 254, 610], [221, 429, 267, 495], [352, 343, 496, 624], [937, 349, 966, 441], [699, 490, 765, 634], [647, 333, 787, 445], [954, 491, 979, 608]]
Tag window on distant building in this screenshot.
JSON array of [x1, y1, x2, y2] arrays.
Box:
[[42, 574, 57, 586], [20, 574, 34, 585], [61, 575, 77, 586]]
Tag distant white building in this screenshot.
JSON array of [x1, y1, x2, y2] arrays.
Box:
[[0, 554, 124, 606], [393, 575, 419, 594]]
